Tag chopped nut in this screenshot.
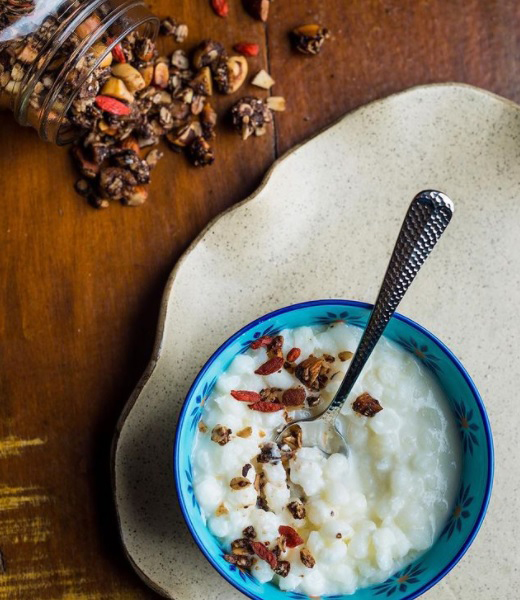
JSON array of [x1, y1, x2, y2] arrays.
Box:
[[307, 395, 321, 407], [338, 350, 354, 361], [165, 120, 203, 148], [274, 560, 290, 577], [153, 62, 169, 88], [123, 185, 148, 206], [215, 503, 229, 516], [231, 96, 272, 140], [192, 39, 225, 69], [201, 102, 217, 139], [281, 424, 303, 451], [300, 547, 315, 568], [211, 424, 232, 445], [291, 24, 331, 56], [251, 69, 275, 90], [135, 37, 156, 62], [111, 63, 146, 92], [91, 42, 113, 68], [231, 537, 253, 555], [257, 442, 281, 464], [188, 136, 215, 167], [267, 335, 284, 358], [243, 0, 270, 22], [287, 500, 306, 519], [190, 66, 213, 96], [171, 49, 190, 70], [243, 526, 256, 539], [282, 387, 306, 407], [139, 64, 154, 87], [260, 388, 281, 403], [295, 355, 330, 391], [230, 476, 251, 490], [101, 77, 134, 103], [213, 56, 248, 94], [265, 97, 285, 115], [224, 553, 253, 568], [236, 426, 253, 438], [198, 421, 208, 433], [352, 392, 383, 417], [71, 146, 99, 179], [145, 148, 163, 169]]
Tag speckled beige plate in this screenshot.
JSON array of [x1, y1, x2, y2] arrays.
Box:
[[112, 84, 520, 599]]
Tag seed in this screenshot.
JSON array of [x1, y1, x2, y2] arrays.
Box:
[[230, 476, 251, 490]]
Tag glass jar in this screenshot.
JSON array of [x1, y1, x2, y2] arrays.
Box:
[[0, 0, 159, 144]]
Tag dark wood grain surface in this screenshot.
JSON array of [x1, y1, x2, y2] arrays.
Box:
[[0, 1, 518, 598]]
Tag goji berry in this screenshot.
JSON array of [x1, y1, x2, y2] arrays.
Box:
[[211, 0, 229, 17], [248, 401, 283, 412], [251, 541, 277, 568], [230, 390, 261, 403], [95, 95, 132, 116], [278, 525, 304, 548], [255, 356, 284, 375], [286, 347, 301, 362], [233, 42, 260, 57], [250, 335, 272, 349]]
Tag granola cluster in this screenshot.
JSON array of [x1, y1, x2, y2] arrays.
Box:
[[0, 2, 330, 209]]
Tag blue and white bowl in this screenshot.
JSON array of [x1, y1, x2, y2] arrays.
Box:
[[174, 300, 494, 600]]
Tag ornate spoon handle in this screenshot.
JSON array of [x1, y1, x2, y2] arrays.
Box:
[[323, 190, 454, 425]]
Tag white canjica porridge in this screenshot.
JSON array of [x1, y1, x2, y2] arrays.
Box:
[[191, 322, 461, 596]]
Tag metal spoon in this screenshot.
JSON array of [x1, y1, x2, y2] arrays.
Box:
[[276, 190, 454, 456]]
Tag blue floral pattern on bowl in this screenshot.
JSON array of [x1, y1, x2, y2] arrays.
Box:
[[175, 300, 494, 600]]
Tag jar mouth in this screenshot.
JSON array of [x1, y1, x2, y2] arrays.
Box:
[[16, 0, 159, 145]]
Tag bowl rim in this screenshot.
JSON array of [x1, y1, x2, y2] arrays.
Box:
[[174, 299, 494, 600]]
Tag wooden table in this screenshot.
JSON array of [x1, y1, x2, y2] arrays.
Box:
[[0, 1, 518, 598]]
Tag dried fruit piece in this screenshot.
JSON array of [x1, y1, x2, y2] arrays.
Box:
[[251, 69, 275, 90], [279, 525, 304, 548], [213, 56, 248, 94], [338, 350, 354, 361], [111, 63, 146, 92], [274, 560, 290, 577], [243, 526, 256, 539], [211, 0, 229, 18], [352, 392, 383, 417], [286, 347, 301, 362], [287, 500, 306, 519], [236, 426, 253, 438], [250, 335, 273, 349], [251, 541, 277, 569], [111, 41, 127, 64], [95, 95, 132, 115], [249, 401, 283, 412], [211, 424, 232, 445], [231, 390, 262, 403], [282, 387, 306, 407], [224, 553, 253, 568], [291, 24, 330, 56], [255, 356, 284, 375], [300, 547, 315, 568], [233, 42, 260, 57], [243, 0, 269, 22], [230, 476, 251, 490]]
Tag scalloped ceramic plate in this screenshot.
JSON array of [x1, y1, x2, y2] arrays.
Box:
[[112, 84, 520, 599]]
